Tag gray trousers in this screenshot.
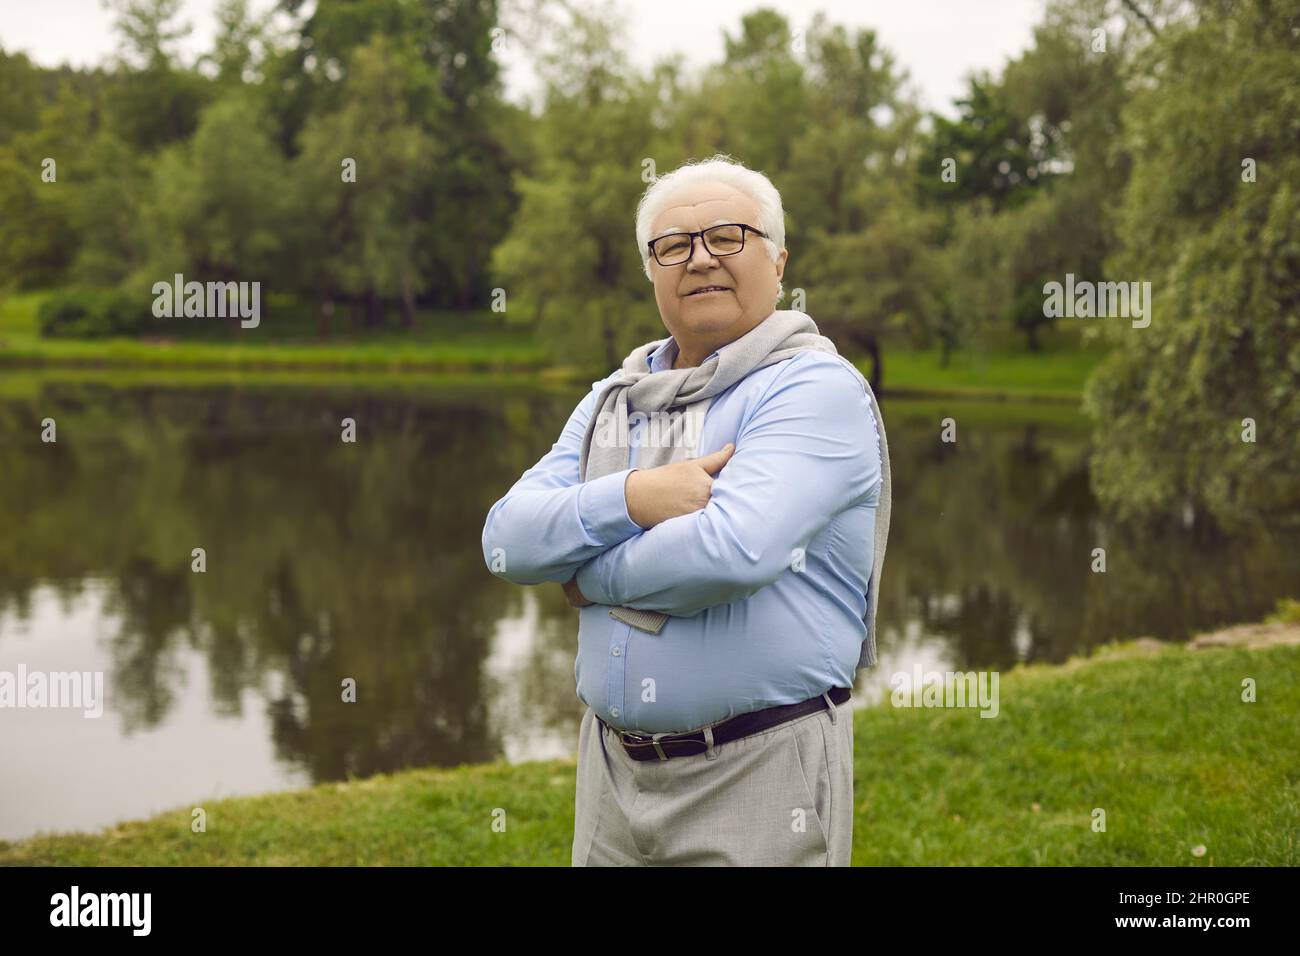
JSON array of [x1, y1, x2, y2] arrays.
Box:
[[572, 697, 854, 866]]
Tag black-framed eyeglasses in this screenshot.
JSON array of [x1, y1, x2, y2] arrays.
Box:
[[647, 223, 770, 267]]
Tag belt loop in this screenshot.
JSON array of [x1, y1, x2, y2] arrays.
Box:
[[822, 691, 838, 725], [651, 732, 669, 762], [703, 724, 717, 760]]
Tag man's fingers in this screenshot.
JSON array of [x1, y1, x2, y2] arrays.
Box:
[[695, 442, 735, 474]]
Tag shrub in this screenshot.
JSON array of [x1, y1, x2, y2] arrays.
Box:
[[37, 287, 153, 338]]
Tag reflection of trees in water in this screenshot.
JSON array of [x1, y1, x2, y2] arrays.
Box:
[[0, 384, 580, 782], [877, 411, 1300, 671], [104, 555, 194, 732], [1081, 520, 1300, 649]]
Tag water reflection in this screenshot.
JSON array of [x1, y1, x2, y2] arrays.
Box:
[[1, 381, 1296, 840]]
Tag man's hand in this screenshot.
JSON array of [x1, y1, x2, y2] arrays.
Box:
[[624, 443, 735, 530], [562, 572, 594, 607], [565, 442, 736, 607]]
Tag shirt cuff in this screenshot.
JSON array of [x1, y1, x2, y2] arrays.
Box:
[[576, 467, 643, 547], [574, 557, 612, 607]]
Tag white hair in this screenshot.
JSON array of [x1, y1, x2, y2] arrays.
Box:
[[635, 153, 786, 302]]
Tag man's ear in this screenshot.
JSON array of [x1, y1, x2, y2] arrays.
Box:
[[775, 248, 789, 282]]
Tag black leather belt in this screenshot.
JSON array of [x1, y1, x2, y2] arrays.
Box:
[[597, 686, 851, 761]]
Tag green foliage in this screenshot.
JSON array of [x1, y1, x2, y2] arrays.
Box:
[[102, 0, 209, 153], [915, 74, 1047, 211], [1084, 0, 1300, 531], [105, 0, 194, 71], [0, 148, 75, 291], [37, 287, 155, 338], [201, 0, 272, 86], [0, 48, 47, 148], [0, 0, 516, 327], [1003, 177, 1108, 350], [67, 133, 152, 286], [933, 200, 1014, 356], [138, 91, 293, 287], [1265, 598, 1300, 626], [283, 0, 516, 313], [799, 192, 945, 350], [489, 6, 665, 370], [291, 34, 441, 326]]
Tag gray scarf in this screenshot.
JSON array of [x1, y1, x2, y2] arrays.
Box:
[[577, 308, 891, 672]]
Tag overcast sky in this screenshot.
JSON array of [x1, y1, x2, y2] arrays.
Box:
[[0, 0, 1045, 118]]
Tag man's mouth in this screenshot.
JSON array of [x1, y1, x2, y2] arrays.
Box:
[[686, 286, 731, 296]]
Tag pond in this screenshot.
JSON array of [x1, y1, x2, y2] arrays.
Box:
[[2, 378, 1297, 841]]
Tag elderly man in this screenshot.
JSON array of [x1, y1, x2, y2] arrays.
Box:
[[481, 154, 890, 866]]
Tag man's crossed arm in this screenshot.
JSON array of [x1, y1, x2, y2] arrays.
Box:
[[482, 352, 880, 618], [480, 371, 735, 586]]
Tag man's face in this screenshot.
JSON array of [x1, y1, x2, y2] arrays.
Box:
[[648, 180, 788, 351]]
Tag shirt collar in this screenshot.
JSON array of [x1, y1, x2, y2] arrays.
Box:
[[648, 336, 723, 373]]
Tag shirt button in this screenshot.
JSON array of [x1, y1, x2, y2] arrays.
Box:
[[611, 646, 621, 657], [610, 707, 621, 718]]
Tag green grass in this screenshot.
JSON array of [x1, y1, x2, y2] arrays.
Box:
[[3, 638, 1295, 866], [0, 335, 550, 374], [0, 365, 582, 400], [878, 336, 1109, 402], [866, 641, 1300, 865], [0, 290, 550, 375], [877, 396, 1093, 430]]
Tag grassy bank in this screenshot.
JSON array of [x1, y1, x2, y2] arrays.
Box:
[[0, 291, 551, 375], [3, 626, 1296, 866], [879, 339, 1108, 402], [2, 291, 1108, 400]]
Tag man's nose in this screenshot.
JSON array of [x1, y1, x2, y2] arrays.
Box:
[[686, 236, 719, 269]]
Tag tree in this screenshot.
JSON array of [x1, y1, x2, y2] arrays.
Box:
[[136, 91, 293, 319], [933, 199, 1014, 365], [273, 0, 517, 313], [776, 12, 929, 384], [490, 2, 662, 370], [799, 194, 944, 391], [915, 74, 1048, 213], [0, 84, 98, 290], [0, 49, 47, 149], [201, 0, 273, 86], [916, 0, 1140, 353], [292, 35, 438, 330], [1083, 0, 1300, 531], [103, 0, 208, 151]]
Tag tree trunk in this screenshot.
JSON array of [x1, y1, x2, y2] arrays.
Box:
[[401, 273, 416, 330], [319, 295, 334, 340], [350, 296, 364, 335], [866, 334, 883, 394], [602, 310, 617, 370], [365, 290, 384, 329]]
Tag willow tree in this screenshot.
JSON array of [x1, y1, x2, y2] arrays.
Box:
[[1084, 0, 1300, 531]]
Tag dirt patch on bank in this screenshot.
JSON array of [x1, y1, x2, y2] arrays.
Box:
[[1186, 620, 1300, 651], [1077, 621, 1300, 666]]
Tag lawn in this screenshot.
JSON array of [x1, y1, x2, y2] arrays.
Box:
[[0, 291, 550, 375], [877, 332, 1110, 402]]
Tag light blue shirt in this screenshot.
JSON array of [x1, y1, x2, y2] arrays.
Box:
[[481, 335, 881, 733]]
